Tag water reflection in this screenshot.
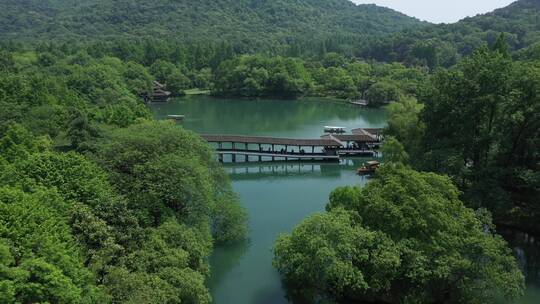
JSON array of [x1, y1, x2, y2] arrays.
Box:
[[224, 160, 370, 181], [207, 239, 250, 291]]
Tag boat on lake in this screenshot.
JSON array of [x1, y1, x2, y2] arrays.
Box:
[[348, 99, 369, 106], [357, 160, 380, 175], [324, 126, 346, 134], [166, 115, 185, 121]]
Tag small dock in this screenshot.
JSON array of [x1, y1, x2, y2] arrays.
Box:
[[201, 129, 384, 163]]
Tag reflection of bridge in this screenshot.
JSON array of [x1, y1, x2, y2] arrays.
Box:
[[201, 128, 383, 163], [226, 163, 336, 180], [223, 160, 372, 181]]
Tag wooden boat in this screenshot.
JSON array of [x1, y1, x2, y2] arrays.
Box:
[[166, 115, 185, 121], [324, 126, 346, 134], [348, 99, 369, 106], [357, 161, 380, 175]]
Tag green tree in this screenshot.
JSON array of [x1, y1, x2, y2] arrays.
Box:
[[385, 97, 424, 162], [93, 121, 247, 242], [0, 187, 107, 303], [365, 81, 400, 106], [381, 136, 409, 163], [67, 109, 97, 150], [418, 45, 539, 229], [274, 166, 525, 304]]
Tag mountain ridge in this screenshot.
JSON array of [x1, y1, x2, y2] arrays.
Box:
[[0, 0, 427, 48]]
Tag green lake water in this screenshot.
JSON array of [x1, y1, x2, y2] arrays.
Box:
[[150, 96, 540, 304]]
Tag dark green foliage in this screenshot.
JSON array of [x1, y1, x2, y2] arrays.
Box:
[[274, 166, 525, 304], [381, 41, 539, 235], [360, 0, 540, 67], [214, 55, 313, 98], [0, 0, 426, 53], [415, 47, 540, 231]]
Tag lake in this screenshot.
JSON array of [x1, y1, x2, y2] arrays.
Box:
[[150, 96, 540, 304]]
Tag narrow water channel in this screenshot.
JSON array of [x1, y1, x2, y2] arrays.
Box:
[[150, 96, 540, 304]]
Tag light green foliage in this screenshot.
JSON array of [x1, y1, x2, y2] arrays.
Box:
[[0, 124, 51, 162], [381, 136, 409, 164], [274, 209, 400, 303], [364, 81, 401, 105], [385, 97, 425, 163], [214, 55, 313, 98], [134, 154, 214, 225], [0, 187, 107, 303], [123, 61, 154, 96], [214, 54, 427, 101], [274, 166, 525, 304], [318, 67, 357, 98], [16, 151, 116, 208], [150, 59, 190, 94], [93, 121, 247, 241], [106, 220, 212, 304]]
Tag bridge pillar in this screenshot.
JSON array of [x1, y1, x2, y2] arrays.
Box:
[[218, 153, 223, 163], [232, 154, 236, 163]]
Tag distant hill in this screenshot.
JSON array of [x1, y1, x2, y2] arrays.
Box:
[[2, 0, 537, 67], [359, 0, 540, 67], [0, 0, 426, 51]]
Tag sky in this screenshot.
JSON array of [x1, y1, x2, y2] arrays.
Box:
[[351, 0, 517, 24]]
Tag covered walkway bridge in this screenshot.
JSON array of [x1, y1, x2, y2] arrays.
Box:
[[201, 135, 342, 163]]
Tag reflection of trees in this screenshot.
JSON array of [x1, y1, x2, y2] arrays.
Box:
[[207, 239, 250, 291], [499, 228, 540, 286], [149, 96, 387, 135]]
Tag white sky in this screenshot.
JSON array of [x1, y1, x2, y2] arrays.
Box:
[[351, 0, 517, 23]]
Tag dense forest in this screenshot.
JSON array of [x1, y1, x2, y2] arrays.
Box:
[[0, 0, 425, 53], [360, 0, 540, 67], [0, 46, 247, 303], [1, 0, 540, 303], [2, 0, 540, 65]]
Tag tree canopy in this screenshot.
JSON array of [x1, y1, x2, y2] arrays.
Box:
[[274, 165, 525, 304]]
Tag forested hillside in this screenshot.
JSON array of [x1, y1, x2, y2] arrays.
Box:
[[0, 0, 425, 52], [359, 0, 540, 67], [3, 0, 540, 68]]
